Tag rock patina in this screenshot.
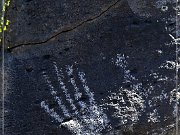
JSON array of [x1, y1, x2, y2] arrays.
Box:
[[1, 0, 179, 135]]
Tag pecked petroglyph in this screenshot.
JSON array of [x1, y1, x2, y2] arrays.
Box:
[[170, 88, 180, 117], [159, 60, 176, 70], [100, 54, 145, 125], [147, 109, 160, 123], [39, 51, 177, 134], [40, 62, 110, 135], [100, 53, 175, 128]]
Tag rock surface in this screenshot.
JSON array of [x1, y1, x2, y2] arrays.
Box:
[[1, 0, 179, 135]]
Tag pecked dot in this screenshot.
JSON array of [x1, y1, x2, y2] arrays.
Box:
[[42, 54, 51, 59], [64, 48, 70, 52], [25, 67, 33, 72]]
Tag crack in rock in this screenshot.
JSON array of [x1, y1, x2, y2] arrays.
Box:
[[8, 0, 121, 52]]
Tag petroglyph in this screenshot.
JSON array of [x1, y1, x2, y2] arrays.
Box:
[[103, 89, 144, 125], [170, 88, 180, 105], [100, 53, 174, 128], [39, 52, 176, 134], [40, 62, 110, 135], [101, 54, 145, 125], [147, 109, 160, 123], [159, 60, 176, 70]]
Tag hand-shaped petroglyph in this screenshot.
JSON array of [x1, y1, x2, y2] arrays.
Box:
[[40, 62, 109, 135]]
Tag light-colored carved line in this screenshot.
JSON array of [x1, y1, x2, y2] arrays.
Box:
[[43, 73, 70, 117], [53, 62, 77, 111], [66, 65, 87, 111], [41, 101, 63, 123], [78, 71, 95, 105], [66, 65, 82, 101], [78, 71, 109, 132]]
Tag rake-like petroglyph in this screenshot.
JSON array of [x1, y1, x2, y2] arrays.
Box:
[[39, 52, 176, 134], [40, 62, 110, 135]]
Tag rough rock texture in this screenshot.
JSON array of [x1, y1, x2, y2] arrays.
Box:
[[1, 0, 179, 135]]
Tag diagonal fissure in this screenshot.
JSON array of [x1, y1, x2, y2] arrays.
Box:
[[8, 0, 120, 52]]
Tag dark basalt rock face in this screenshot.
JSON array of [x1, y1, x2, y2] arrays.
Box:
[[1, 0, 179, 135]]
